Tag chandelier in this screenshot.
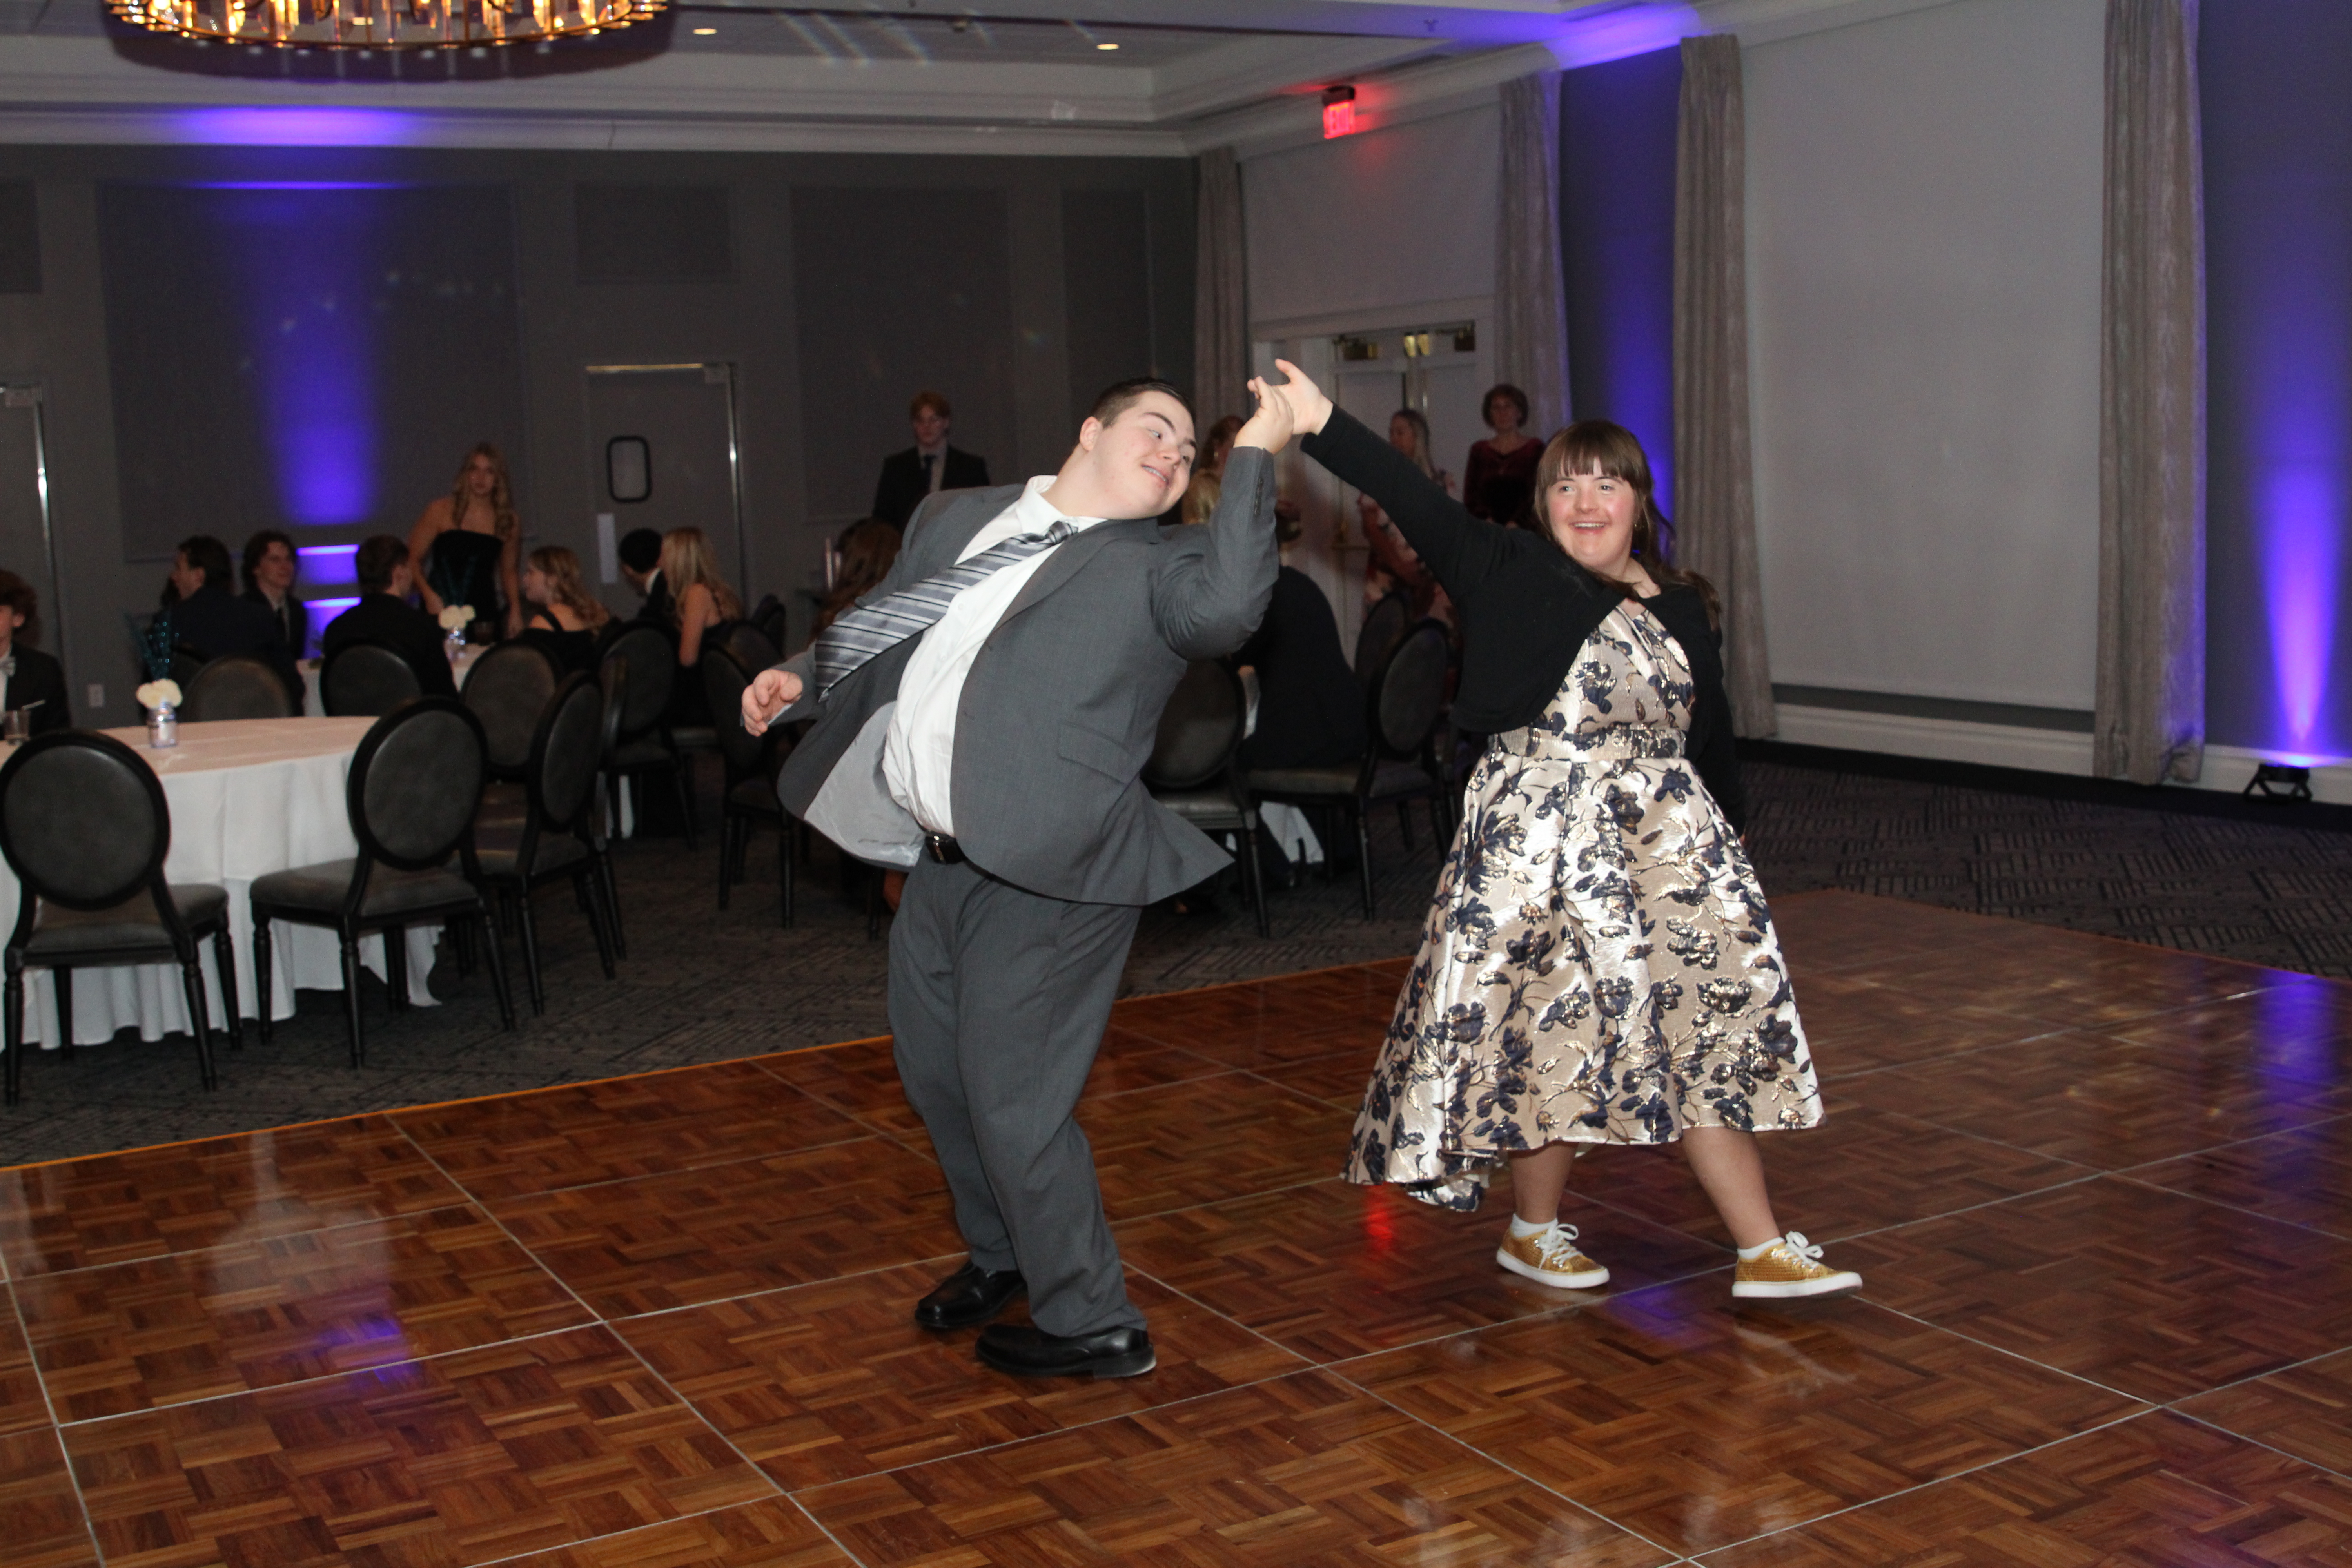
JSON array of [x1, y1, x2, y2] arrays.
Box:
[[107, 0, 667, 49]]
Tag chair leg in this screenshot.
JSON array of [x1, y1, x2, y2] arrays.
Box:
[[579, 871, 617, 980], [254, 916, 275, 1045], [1241, 818, 1271, 940], [1397, 798, 1414, 851], [1356, 802, 1376, 920], [385, 924, 410, 1013], [474, 904, 517, 1030], [1428, 791, 1446, 848], [866, 867, 882, 940], [717, 813, 736, 909], [180, 957, 218, 1091], [212, 926, 243, 1051], [673, 759, 698, 851], [5, 965, 24, 1107], [338, 935, 366, 1068], [598, 849, 626, 959], [452, 916, 475, 979], [778, 820, 794, 930], [54, 966, 72, 1054], [515, 888, 545, 1016]]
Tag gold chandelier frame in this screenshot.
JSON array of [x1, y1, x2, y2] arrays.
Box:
[[108, 0, 668, 49]]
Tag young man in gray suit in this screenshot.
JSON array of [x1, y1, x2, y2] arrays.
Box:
[[744, 375, 1297, 1378]]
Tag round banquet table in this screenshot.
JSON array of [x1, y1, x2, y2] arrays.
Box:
[[0, 717, 441, 1051]]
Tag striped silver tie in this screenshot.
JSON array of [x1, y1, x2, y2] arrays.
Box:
[[811, 519, 1075, 698]]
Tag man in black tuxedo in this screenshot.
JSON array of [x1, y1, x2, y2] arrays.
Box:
[[0, 568, 69, 734], [319, 535, 458, 698], [617, 527, 671, 626], [871, 390, 990, 530], [167, 534, 300, 698], [242, 529, 310, 661]]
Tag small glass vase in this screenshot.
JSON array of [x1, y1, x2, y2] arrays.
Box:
[[147, 702, 178, 749], [445, 626, 466, 661]]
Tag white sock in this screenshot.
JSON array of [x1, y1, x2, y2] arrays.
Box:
[[1737, 1236, 1783, 1261], [1508, 1215, 1555, 1239]]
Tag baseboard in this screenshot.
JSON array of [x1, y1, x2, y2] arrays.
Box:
[[1770, 704, 2352, 806]]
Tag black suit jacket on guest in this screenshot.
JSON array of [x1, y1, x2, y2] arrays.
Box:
[[1234, 566, 1367, 772], [871, 446, 991, 530], [172, 583, 300, 697], [2, 645, 69, 735], [246, 589, 310, 662], [321, 593, 458, 698]]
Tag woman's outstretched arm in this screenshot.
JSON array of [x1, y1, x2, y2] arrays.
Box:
[[1277, 359, 1514, 600]]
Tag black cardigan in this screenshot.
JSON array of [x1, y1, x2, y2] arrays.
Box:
[[1301, 407, 1747, 829]]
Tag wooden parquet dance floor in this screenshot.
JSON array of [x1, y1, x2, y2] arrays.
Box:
[[3, 889, 2350, 1566]]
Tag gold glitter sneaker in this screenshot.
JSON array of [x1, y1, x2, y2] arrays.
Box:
[[1496, 1222, 1610, 1289], [1733, 1232, 1862, 1299]]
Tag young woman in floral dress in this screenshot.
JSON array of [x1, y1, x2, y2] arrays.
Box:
[[1284, 361, 1859, 1300]]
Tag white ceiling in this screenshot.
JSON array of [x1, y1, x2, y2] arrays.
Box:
[[0, 0, 1942, 155]]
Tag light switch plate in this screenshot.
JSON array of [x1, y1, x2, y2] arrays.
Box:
[[86, 683, 103, 708]]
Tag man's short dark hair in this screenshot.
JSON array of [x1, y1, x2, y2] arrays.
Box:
[[1086, 378, 1192, 433], [176, 535, 233, 593], [617, 528, 663, 574], [241, 528, 294, 595], [355, 534, 410, 594]]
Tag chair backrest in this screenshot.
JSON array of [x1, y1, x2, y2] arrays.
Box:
[[462, 641, 558, 779], [168, 647, 207, 693], [180, 653, 295, 722], [1372, 620, 1452, 757], [528, 673, 606, 831], [0, 731, 171, 916], [1354, 593, 1410, 687], [719, 620, 780, 675], [1143, 659, 1245, 792], [598, 653, 629, 759], [751, 595, 790, 655], [322, 641, 424, 717], [598, 624, 675, 741], [701, 648, 764, 775], [348, 698, 487, 871]]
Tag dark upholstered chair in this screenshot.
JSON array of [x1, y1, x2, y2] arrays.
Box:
[[462, 641, 558, 784], [597, 624, 697, 848], [250, 698, 513, 1065], [180, 653, 296, 722], [702, 648, 791, 927], [1144, 659, 1269, 938], [719, 621, 780, 676], [321, 641, 424, 717], [592, 654, 628, 956], [0, 731, 240, 1105], [748, 594, 791, 659], [1354, 592, 1412, 687], [472, 674, 618, 1014], [1248, 619, 1455, 918]]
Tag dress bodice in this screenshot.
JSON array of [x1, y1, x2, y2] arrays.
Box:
[[1495, 603, 1695, 763], [426, 528, 504, 625]]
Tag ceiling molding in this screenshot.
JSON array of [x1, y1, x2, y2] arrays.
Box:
[[1183, 40, 1559, 159], [1693, 0, 1973, 45]]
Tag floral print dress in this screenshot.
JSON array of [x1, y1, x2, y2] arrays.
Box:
[[1346, 603, 1822, 1211]]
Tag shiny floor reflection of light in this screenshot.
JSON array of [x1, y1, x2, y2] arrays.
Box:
[[2, 890, 2347, 1567]]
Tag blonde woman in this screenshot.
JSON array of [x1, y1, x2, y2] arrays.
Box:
[[409, 442, 523, 639], [659, 527, 742, 670], [519, 546, 610, 673], [1361, 408, 1451, 621]]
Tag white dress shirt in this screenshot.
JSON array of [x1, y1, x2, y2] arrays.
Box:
[[884, 475, 1103, 837], [919, 443, 949, 496]]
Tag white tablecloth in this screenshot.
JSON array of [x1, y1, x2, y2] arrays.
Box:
[[2, 717, 439, 1050]]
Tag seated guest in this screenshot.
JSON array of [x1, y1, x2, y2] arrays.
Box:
[[320, 534, 457, 698], [660, 526, 742, 724], [617, 527, 670, 626], [1361, 409, 1453, 625], [519, 546, 610, 673], [871, 390, 989, 530], [167, 534, 300, 697], [1236, 513, 1366, 775], [241, 530, 309, 659], [0, 568, 69, 734], [812, 518, 900, 639]]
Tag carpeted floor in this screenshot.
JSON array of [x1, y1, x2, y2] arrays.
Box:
[[2, 746, 2347, 1168]]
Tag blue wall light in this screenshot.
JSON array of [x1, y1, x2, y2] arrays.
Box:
[[171, 109, 419, 147]]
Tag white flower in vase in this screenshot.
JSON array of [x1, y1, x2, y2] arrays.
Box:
[[134, 679, 183, 712]]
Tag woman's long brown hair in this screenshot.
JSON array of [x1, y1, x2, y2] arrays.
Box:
[[657, 526, 743, 625], [448, 442, 519, 543], [526, 546, 610, 628], [1533, 419, 1720, 628]]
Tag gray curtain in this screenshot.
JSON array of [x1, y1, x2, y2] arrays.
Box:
[[1673, 34, 1774, 738], [1192, 147, 1250, 431], [1494, 72, 1572, 436], [2095, 0, 2205, 784]]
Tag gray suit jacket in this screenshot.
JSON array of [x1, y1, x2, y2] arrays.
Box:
[[773, 447, 1279, 906]]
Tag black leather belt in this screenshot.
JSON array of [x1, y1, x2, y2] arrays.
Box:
[[924, 833, 966, 864]]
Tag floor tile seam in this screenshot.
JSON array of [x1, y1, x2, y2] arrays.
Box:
[[1, 1196, 527, 1287], [1318, 1358, 1691, 1565], [2158, 1341, 2352, 1406], [1826, 1025, 2082, 1080], [1227, 1062, 1389, 1118], [2, 1268, 107, 1568], [2104, 1109, 2352, 1175], [1818, 1168, 2112, 1247], [2160, 1406, 2352, 1484], [456, 1491, 874, 1568], [1862, 1299, 2152, 1407], [1679, 1404, 2159, 1563], [430, 1130, 892, 1207], [597, 1247, 974, 1328], [2101, 1172, 2352, 1249]]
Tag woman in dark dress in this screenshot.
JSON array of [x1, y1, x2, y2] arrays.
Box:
[[1280, 358, 1862, 1303], [409, 443, 522, 641], [0, 569, 67, 735], [1462, 382, 1542, 529], [518, 546, 609, 673]]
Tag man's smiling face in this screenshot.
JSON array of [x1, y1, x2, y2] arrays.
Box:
[[1082, 391, 1196, 518]]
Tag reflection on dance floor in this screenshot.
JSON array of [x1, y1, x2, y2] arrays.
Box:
[[2, 890, 2348, 1566]]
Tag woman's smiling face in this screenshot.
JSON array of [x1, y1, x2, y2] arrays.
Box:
[[1544, 466, 1641, 579]]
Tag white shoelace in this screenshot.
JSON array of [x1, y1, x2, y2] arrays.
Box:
[[1775, 1231, 1826, 1266], [1532, 1223, 1588, 1269]]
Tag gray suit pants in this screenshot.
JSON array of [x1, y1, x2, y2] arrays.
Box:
[[889, 854, 1147, 1337]]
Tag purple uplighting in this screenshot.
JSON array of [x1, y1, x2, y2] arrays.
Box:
[[172, 109, 418, 147], [2265, 467, 2339, 756]]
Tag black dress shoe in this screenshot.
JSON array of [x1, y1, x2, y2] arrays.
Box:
[[913, 1263, 1025, 1330], [975, 1322, 1155, 1379]]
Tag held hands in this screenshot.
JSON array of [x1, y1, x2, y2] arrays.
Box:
[[1270, 359, 1333, 436], [741, 668, 802, 736], [1233, 375, 1297, 455]]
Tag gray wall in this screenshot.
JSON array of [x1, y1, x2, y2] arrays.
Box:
[[0, 143, 1194, 724]]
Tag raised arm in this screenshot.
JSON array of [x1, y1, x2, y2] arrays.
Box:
[[1150, 377, 1291, 658], [1278, 360, 1516, 601]]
